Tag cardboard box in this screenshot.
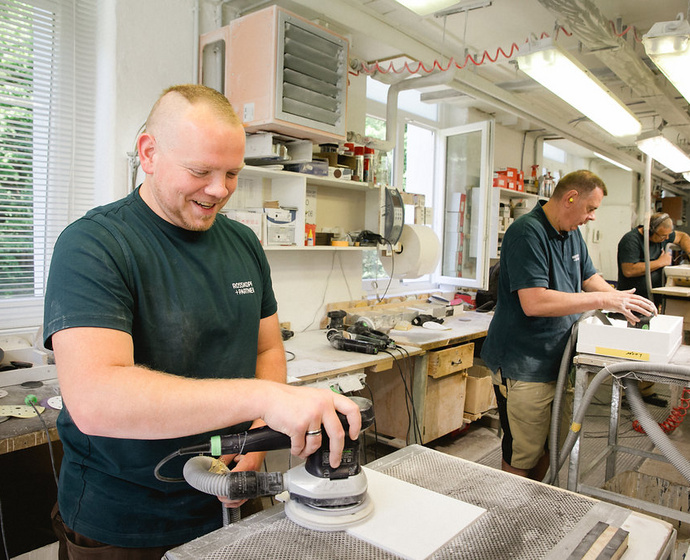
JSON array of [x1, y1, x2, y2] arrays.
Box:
[[224, 209, 263, 242], [263, 207, 297, 246], [576, 314, 683, 362], [493, 176, 508, 188], [497, 167, 518, 179], [463, 364, 497, 417]]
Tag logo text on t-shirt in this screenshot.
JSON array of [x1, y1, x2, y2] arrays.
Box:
[[233, 281, 255, 295]]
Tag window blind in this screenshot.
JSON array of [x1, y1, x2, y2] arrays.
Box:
[[0, 0, 96, 330]]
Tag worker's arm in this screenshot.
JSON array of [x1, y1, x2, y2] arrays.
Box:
[[620, 255, 671, 278], [52, 327, 359, 465], [220, 313, 287, 506], [518, 273, 656, 323], [254, 313, 288, 386], [673, 231, 690, 256]]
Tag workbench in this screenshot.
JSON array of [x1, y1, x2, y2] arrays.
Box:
[[568, 345, 690, 524], [165, 444, 675, 560], [0, 378, 61, 455], [283, 328, 424, 385], [365, 312, 493, 445]]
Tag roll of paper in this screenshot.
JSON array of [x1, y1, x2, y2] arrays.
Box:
[[381, 224, 441, 279]]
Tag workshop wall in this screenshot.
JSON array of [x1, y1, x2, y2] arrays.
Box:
[[95, 0, 197, 205], [582, 164, 636, 282]]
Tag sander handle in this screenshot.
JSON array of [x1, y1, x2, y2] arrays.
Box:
[[210, 397, 374, 457], [213, 426, 291, 456]]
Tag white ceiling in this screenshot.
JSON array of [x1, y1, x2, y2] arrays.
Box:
[[227, 0, 690, 186]]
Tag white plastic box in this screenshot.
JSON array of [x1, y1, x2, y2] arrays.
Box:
[[576, 314, 683, 362]]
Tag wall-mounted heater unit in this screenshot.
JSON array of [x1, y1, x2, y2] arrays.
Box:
[[199, 6, 349, 144]]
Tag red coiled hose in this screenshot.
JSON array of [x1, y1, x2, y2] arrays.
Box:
[[633, 387, 690, 435]]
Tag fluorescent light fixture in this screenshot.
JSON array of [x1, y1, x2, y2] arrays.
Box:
[[643, 16, 690, 104], [636, 134, 690, 173], [593, 152, 632, 172], [393, 0, 462, 16], [515, 39, 642, 138], [684, 171, 690, 182]]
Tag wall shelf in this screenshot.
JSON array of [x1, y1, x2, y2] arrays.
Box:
[[495, 186, 539, 200], [240, 165, 377, 191]]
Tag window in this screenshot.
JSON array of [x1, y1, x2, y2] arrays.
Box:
[[0, 0, 96, 330], [402, 122, 435, 217], [543, 141, 567, 163], [363, 77, 440, 292]]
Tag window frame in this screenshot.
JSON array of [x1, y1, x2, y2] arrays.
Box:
[[363, 86, 441, 297], [0, 0, 97, 331]]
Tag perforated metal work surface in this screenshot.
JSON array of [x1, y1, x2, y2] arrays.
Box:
[[166, 446, 601, 560]]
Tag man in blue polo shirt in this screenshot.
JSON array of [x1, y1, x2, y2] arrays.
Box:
[[481, 170, 656, 480]]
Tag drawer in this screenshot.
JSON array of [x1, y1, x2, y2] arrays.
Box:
[[427, 342, 474, 379]]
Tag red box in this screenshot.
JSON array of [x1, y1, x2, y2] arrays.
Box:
[[497, 167, 518, 179], [493, 175, 508, 188], [506, 180, 517, 190]]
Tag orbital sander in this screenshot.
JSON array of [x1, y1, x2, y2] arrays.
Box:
[[157, 396, 375, 531]]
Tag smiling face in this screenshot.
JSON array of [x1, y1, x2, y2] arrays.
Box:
[[138, 94, 245, 231]]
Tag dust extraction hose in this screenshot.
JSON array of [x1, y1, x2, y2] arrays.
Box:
[[545, 361, 690, 485], [545, 314, 590, 486], [182, 456, 285, 499]]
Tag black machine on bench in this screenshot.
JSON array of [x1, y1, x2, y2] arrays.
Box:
[[156, 396, 375, 531]]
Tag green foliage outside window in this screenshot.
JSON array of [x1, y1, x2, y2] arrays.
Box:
[[0, 1, 35, 297]]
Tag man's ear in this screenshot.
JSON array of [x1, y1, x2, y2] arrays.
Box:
[[565, 190, 578, 205], [137, 132, 156, 174]]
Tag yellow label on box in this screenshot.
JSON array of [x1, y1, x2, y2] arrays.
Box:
[[595, 347, 650, 361]]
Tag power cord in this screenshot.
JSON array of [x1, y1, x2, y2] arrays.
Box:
[[382, 348, 422, 444], [25, 395, 59, 487]]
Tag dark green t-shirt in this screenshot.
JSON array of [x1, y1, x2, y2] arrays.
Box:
[[481, 202, 597, 383], [617, 226, 676, 299], [43, 188, 277, 547]]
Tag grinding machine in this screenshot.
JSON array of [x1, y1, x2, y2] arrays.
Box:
[[155, 396, 376, 531]]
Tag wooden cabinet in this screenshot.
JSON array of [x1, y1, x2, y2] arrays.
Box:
[[367, 342, 474, 445]]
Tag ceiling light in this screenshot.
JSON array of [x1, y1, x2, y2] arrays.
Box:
[[515, 39, 641, 138], [642, 15, 690, 104], [593, 152, 632, 172], [684, 172, 690, 182], [392, 0, 465, 16], [636, 134, 690, 173]]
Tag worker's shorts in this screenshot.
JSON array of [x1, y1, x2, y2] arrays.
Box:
[[494, 377, 557, 471]]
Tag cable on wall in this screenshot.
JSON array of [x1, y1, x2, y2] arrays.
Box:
[[350, 18, 648, 77]]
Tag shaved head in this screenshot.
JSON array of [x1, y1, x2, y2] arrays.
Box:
[[145, 84, 242, 142], [137, 84, 245, 231]]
